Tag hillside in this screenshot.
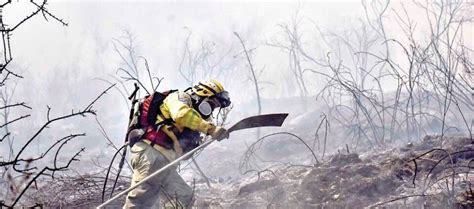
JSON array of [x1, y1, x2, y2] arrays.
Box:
[[194, 135, 473, 208]]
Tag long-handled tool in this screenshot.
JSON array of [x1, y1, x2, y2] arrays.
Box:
[[101, 83, 139, 202], [97, 113, 288, 208]]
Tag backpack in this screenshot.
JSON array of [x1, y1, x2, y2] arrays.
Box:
[[127, 90, 177, 146]]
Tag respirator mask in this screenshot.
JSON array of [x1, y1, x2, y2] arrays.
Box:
[[195, 97, 221, 119]]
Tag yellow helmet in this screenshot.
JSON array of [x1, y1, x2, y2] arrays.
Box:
[[192, 79, 225, 97], [191, 79, 231, 107]]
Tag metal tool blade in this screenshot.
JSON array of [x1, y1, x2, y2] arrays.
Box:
[[226, 113, 289, 135]]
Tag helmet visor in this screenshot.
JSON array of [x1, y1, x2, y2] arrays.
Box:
[[215, 91, 231, 107]]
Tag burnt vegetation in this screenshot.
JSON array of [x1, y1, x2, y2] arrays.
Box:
[[0, 0, 472, 208], [231, 0, 473, 208], [0, 1, 113, 207]]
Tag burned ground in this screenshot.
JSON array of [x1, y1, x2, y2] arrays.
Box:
[[194, 135, 473, 208]]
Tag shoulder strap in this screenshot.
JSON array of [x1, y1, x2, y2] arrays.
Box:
[[147, 90, 179, 129]]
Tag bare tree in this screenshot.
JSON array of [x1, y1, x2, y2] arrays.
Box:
[[296, 0, 472, 151], [0, 2, 116, 207], [234, 32, 262, 116], [178, 28, 237, 86], [266, 10, 310, 98], [113, 29, 164, 96]]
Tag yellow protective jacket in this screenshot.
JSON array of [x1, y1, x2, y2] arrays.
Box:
[[158, 91, 214, 133], [151, 91, 214, 160]]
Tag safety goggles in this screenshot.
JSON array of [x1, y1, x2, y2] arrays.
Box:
[[214, 91, 231, 108]]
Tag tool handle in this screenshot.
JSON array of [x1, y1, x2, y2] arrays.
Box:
[[97, 139, 215, 208], [128, 83, 139, 100]]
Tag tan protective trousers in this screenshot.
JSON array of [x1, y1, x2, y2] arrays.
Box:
[[123, 141, 194, 209]]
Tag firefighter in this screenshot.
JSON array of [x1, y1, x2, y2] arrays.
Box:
[[124, 79, 231, 208]]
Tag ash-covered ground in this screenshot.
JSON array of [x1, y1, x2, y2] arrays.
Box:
[[25, 134, 473, 208], [192, 135, 473, 208], [18, 98, 473, 209]]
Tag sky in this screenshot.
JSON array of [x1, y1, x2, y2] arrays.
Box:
[[5, 1, 363, 96]]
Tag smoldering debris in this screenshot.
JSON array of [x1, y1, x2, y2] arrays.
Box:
[[194, 135, 473, 208]]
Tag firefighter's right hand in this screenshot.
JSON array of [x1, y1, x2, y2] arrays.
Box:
[[173, 143, 183, 156], [208, 126, 228, 141]]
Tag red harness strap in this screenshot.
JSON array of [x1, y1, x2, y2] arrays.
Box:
[[144, 126, 173, 149]]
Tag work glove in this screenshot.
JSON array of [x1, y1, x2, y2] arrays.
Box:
[[127, 128, 145, 147], [208, 126, 228, 141], [173, 143, 183, 156]]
